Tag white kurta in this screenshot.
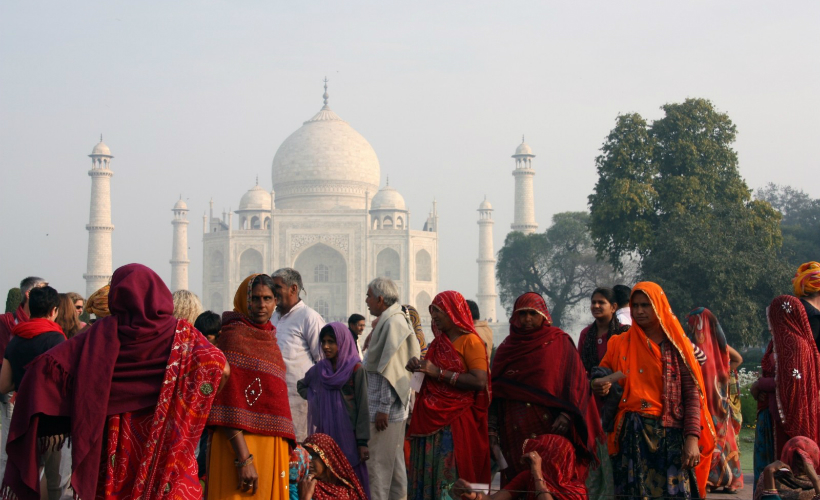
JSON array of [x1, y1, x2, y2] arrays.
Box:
[[271, 300, 324, 442]]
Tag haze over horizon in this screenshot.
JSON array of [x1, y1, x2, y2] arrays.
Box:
[[2, 1, 818, 322]]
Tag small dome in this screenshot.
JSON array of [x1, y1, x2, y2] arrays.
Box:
[[371, 184, 406, 211], [173, 198, 188, 210], [479, 198, 492, 210], [238, 185, 272, 211], [514, 141, 533, 156], [91, 139, 112, 156]]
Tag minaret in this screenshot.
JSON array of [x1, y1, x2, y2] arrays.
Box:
[[84, 136, 114, 298], [511, 136, 538, 234], [170, 195, 190, 291], [477, 197, 498, 321]]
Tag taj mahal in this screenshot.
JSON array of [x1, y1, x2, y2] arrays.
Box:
[[82, 81, 540, 325]]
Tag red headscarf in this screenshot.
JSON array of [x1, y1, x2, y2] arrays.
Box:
[[409, 290, 491, 483], [3, 263, 179, 500], [686, 308, 729, 420], [767, 295, 820, 453], [781, 437, 820, 475], [516, 434, 589, 500], [492, 292, 603, 462], [303, 433, 368, 500]]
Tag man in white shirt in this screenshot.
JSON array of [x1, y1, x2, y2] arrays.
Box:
[[613, 284, 632, 326], [271, 268, 324, 442]]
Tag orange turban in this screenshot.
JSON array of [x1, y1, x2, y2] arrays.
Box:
[[86, 285, 110, 317], [793, 262, 820, 297]]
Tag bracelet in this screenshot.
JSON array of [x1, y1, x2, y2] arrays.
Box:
[[450, 372, 459, 386], [761, 490, 779, 496], [228, 430, 243, 442], [234, 454, 254, 468], [438, 369, 446, 382]]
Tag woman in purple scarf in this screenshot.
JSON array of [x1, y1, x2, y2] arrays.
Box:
[[298, 322, 371, 498]]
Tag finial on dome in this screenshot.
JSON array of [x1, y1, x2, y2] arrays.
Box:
[[256, 175, 259, 186], [386, 175, 389, 187], [100, 134, 103, 142], [322, 77, 329, 108], [522, 134, 525, 143]]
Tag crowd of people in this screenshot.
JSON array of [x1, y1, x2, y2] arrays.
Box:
[[1, 261, 820, 500]]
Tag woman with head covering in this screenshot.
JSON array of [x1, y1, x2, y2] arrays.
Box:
[[298, 322, 371, 498], [793, 262, 820, 352], [85, 284, 110, 319], [207, 274, 296, 500], [403, 304, 428, 360], [453, 434, 589, 500], [756, 437, 820, 500], [592, 282, 715, 500], [288, 445, 310, 500], [686, 307, 744, 492], [406, 291, 491, 500], [491, 292, 611, 500], [299, 433, 368, 500], [751, 295, 820, 483], [1, 263, 228, 500]]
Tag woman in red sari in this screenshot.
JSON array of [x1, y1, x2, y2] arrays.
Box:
[[686, 307, 744, 492], [491, 292, 611, 500], [755, 297, 820, 461], [299, 433, 368, 500], [1, 263, 228, 500], [406, 290, 491, 500]]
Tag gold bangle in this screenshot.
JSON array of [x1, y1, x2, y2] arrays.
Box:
[[228, 430, 243, 442]]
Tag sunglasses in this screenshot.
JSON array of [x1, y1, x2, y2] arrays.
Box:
[[75, 306, 84, 311]]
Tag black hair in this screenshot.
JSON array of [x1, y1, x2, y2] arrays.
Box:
[[580, 287, 627, 373], [613, 284, 632, 308], [28, 286, 59, 318], [466, 300, 480, 321], [250, 274, 276, 293], [194, 311, 222, 337], [348, 313, 365, 326], [319, 324, 337, 342]]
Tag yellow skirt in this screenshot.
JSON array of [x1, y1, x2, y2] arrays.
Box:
[[207, 429, 290, 500]]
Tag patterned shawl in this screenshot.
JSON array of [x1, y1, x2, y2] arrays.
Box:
[[409, 290, 491, 483], [402, 304, 428, 359], [492, 292, 603, 463], [600, 282, 715, 498], [687, 307, 743, 491], [207, 274, 295, 441], [303, 433, 368, 500], [514, 434, 589, 500], [767, 296, 820, 454]]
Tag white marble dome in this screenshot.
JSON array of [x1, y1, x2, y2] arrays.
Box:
[[271, 97, 380, 210], [238, 185, 272, 211], [91, 139, 112, 156], [479, 198, 492, 210], [514, 140, 533, 156], [371, 184, 406, 211], [173, 198, 188, 210]]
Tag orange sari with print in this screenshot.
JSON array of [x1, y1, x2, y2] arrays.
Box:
[[599, 282, 715, 498]]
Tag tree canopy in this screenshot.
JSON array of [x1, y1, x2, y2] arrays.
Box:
[[588, 98, 788, 345], [496, 211, 618, 327], [756, 183, 820, 268], [5, 288, 22, 314]]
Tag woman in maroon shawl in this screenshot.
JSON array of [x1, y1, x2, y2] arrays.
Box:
[[299, 433, 368, 500], [207, 274, 295, 500], [407, 290, 491, 500], [753, 296, 820, 473], [490, 292, 612, 500], [1, 263, 228, 500]]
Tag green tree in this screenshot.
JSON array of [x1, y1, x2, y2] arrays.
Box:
[[5, 288, 22, 314], [496, 211, 616, 327], [756, 183, 820, 268], [588, 98, 787, 345]]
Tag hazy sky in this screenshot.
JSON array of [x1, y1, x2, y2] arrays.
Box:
[[2, 1, 819, 320]]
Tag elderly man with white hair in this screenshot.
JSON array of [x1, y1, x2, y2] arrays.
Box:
[[363, 277, 419, 500]]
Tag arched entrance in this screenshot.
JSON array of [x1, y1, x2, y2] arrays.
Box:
[[294, 243, 348, 322]]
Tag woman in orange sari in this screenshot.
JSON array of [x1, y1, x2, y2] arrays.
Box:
[[592, 282, 715, 500]]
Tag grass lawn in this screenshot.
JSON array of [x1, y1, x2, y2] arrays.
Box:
[[739, 427, 755, 474]]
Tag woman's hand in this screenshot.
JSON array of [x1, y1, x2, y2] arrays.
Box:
[[523, 450, 543, 475], [359, 446, 370, 462], [406, 357, 421, 372], [298, 473, 317, 500], [236, 461, 259, 494], [418, 359, 441, 378], [681, 436, 700, 470], [452, 478, 479, 500], [801, 458, 820, 493], [551, 413, 571, 435], [763, 460, 790, 492], [591, 379, 611, 397]]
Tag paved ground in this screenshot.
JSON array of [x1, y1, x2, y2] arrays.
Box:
[[708, 473, 754, 500]]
